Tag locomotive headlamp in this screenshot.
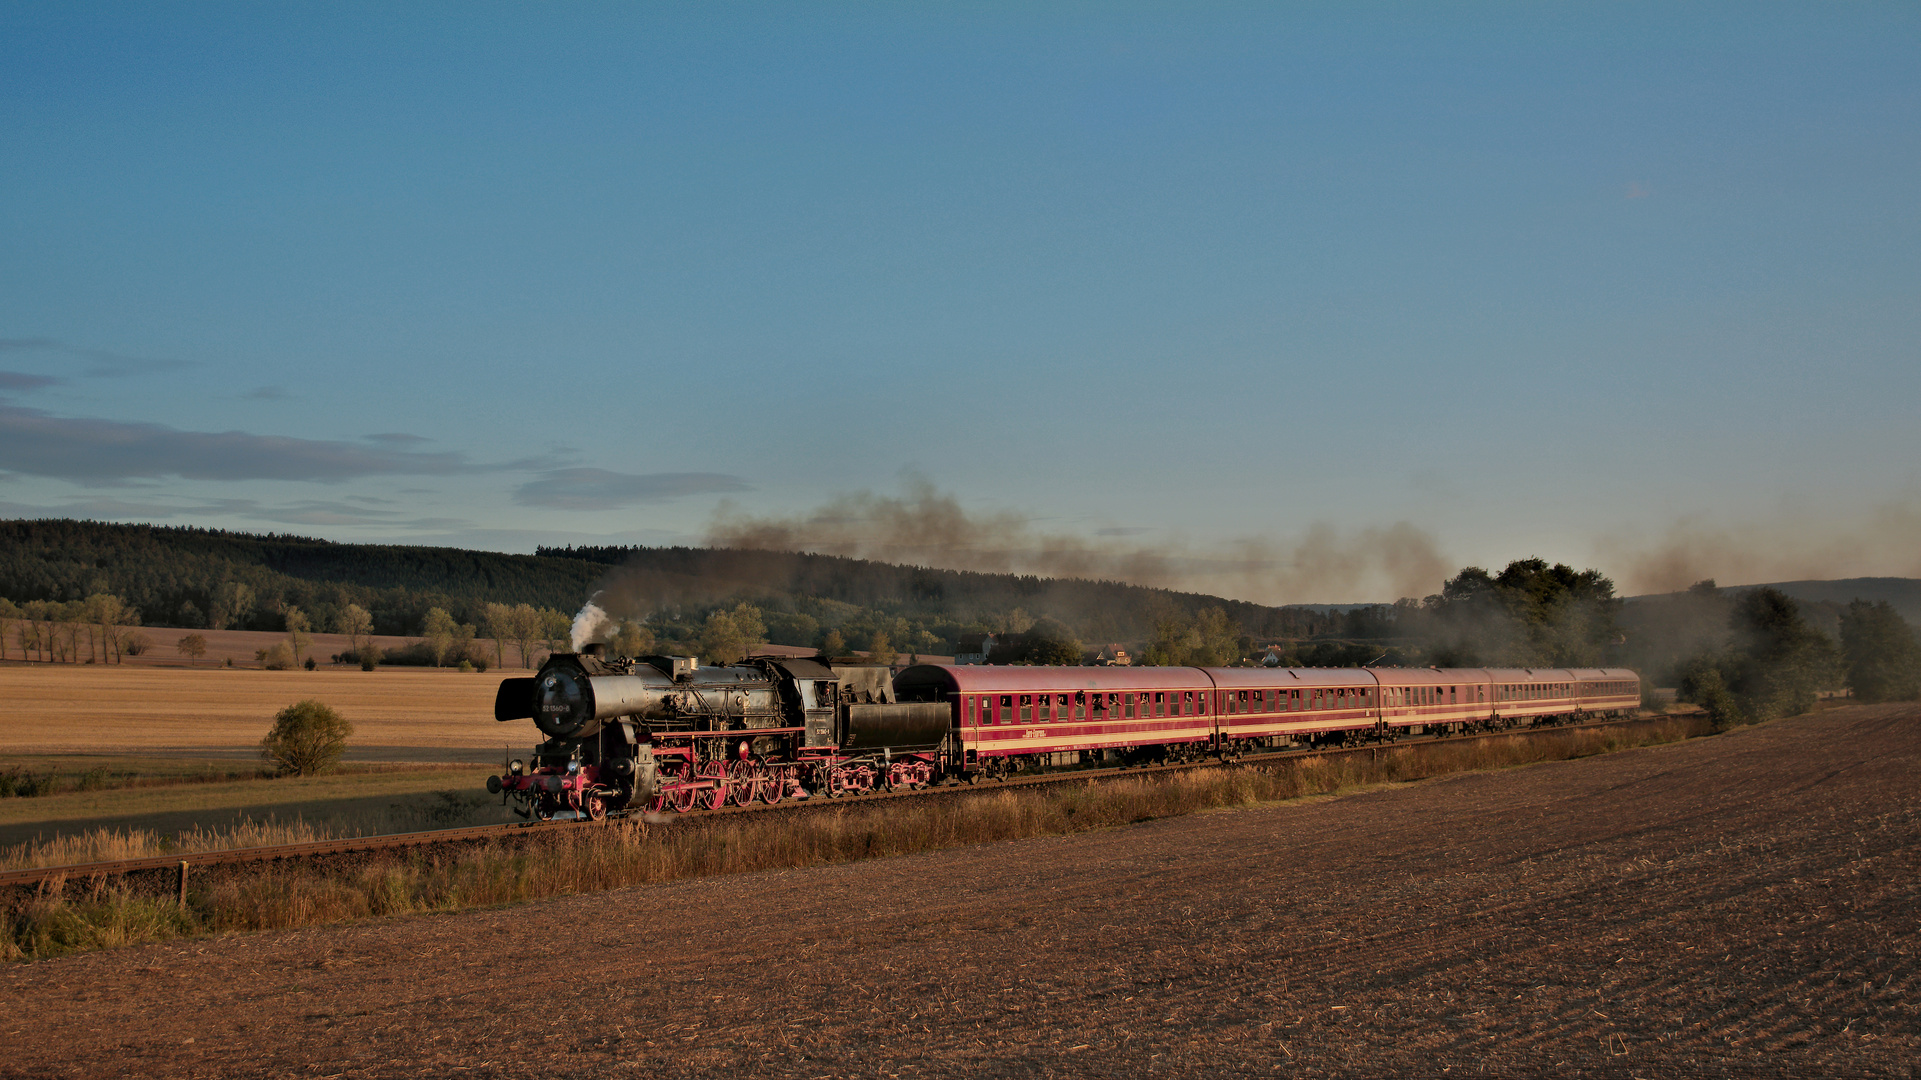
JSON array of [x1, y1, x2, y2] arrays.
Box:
[[509, 758, 524, 776]]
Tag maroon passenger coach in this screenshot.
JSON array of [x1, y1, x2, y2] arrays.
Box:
[[894, 664, 1641, 772]]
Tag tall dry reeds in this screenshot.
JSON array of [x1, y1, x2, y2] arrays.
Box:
[[4, 716, 1704, 962]]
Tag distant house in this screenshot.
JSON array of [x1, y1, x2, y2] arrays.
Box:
[[953, 633, 997, 665], [1089, 644, 1132, 666]]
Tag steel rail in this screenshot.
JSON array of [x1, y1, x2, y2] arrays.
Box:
[[0, 712, 1668, 891]]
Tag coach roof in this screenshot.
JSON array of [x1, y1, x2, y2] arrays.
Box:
[[894, 664, 1213, 695]]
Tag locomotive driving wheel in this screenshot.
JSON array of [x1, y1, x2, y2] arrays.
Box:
[[670, 782, 698, 813], [759, 765, 784, 805], [698, 761, 729, 810], [728, 759, 758, 806], [585, 795, 608, 822]]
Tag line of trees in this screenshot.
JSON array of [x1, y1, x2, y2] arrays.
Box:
[[1674, 585, 1921, 728], [0, 594, 147, 664]]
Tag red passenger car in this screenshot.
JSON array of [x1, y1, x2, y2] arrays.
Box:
[[895, 664, 1643, 775]]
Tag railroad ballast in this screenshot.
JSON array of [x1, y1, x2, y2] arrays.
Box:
[[488, 649, 1640, 820]]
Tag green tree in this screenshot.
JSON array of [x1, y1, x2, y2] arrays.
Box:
[[1839, 599, 1921, 703], [284, 605, 313, 668], [482, 602, 511, 667], [260, 699, 353, 775], [1723, 588, 1838, 722], [730, 603, 767, 654], [1678, 656, 1741, 732], [867, 631, 898, 668], [335, 603, 374, 660], [700, 609, 746, 665], [820, 629, 847, 657], [209, 580, 256, 631], [1136, 607, 1236, 666], [452, 620, 479, 667], [177, 633, 208, 663], [256, 642, 297, 670], [0, 597, 17, 661], [507, 603, 543, 668], [611, 620, 656, 657], [421, 606, 456, 666], [539, 607, 572, 660]]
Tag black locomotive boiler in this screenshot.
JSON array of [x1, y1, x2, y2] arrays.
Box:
[[488, 646, 951, 819]]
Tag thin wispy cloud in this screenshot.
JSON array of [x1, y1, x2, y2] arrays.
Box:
[[243, 385, 290, 400], [0, 338, 198, 378], [0, 494, 471, 531], [0, 403, 468, 484], [365, 432, 429, 445], [0, 371, 64, 391], [513, 468, 751, 511]]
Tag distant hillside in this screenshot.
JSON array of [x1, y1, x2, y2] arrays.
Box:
[[1733, 578, 1921, 626], [0, 520, 1356, 651], [537, 545, 1330, 645], [1630, 577, 1921, 625], [0, 520, 605, 636]]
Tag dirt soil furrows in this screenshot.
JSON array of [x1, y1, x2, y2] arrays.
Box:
[[3, 705, 1918, 1078]]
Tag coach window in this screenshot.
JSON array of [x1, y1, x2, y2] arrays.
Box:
[[1123, 693, 1136, 719], [1152, 692, 1165, 717], [1019, 694, 1034, 722]]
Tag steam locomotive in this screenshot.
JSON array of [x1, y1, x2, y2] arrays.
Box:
[[487, 646, 1641, 820], [487, 646, 950, 819]]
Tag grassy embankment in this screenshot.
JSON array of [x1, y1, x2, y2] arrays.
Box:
[[4, 714, 1709, 962]]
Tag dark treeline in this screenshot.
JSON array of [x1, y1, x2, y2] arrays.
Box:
[[1657, 582, 1921, 727], [7, 523, 1916, 718], [0, 520, 603, 638], [541, 544, 1375, 657], [0, 522, 1330, 653]]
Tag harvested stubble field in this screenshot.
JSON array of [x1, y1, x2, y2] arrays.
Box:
[[0, 664, 510, 762], [1, 704, 1916, 1078], [0, 664, 523, 849]]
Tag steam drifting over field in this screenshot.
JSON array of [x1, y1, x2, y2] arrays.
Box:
[[704, 477, 1451, 606]]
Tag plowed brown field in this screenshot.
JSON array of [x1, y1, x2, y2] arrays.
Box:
[[2, 704, 1916, 1078]]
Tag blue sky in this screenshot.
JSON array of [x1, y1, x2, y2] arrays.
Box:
[[2, 2, 1917, 603]]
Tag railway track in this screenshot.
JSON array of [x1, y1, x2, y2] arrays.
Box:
[[0, 713, 1663, 891]]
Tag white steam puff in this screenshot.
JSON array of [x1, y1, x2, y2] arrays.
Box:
[[570, 599, 613, 652]]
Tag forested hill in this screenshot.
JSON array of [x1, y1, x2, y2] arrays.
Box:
[[534, 544, 1328, 647], [0, 520, 1328, 646], [0, 520, 606, 635]]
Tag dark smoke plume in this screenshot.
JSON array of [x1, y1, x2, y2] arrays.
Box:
[[702, 476, 1450, 607], [1601, 501, 1921, 595]]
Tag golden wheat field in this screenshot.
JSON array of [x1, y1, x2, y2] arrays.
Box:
[[0, 663, 528, 851], [0, 662, 514, 759]]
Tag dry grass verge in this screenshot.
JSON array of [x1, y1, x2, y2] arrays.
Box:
[[4, 716, 1707, 962]]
